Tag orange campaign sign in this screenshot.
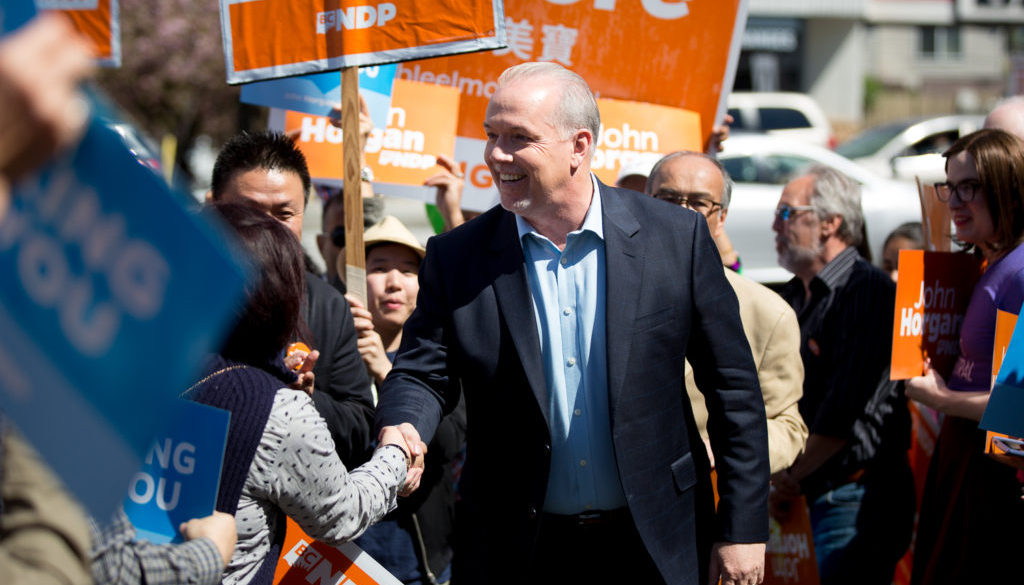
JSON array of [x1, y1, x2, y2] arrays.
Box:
[[37, 0, 120, 66], [219, 0, 507, 83], [764, 496, 819, 585], [985, 309, 1018, 455], [396, 0, 748, 209], [274, 517, 401, 585], [281, 79, 459, 197], [890, 250, 982, 380]]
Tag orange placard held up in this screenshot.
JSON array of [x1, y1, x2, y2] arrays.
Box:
[[764, 496, 819, 585], [274, 517, 401, 585], [891, 250, 982, 380], [38, 0, 120, 66], [401, 0, 748, 209], [985, 309, 1019, 455], [283, 79, 460, 201], [220, 0, 506, 84], [589, 98, 702, 187]]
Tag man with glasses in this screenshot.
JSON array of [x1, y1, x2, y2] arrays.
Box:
[[769, 166, 914, 585], [646, 151, 808, 476]]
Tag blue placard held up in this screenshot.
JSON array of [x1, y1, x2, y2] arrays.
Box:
[[240, 65, 397, 130], [124, 400, 230, 543], [0, 1, 250, 521]]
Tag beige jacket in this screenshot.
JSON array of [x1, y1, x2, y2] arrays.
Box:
[[686, 268, 808, 474], [0, 426, 92, 585]]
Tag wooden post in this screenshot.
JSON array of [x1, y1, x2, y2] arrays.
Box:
[[341, 66, 366, 304]]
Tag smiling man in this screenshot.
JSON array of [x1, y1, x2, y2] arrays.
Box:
[[374, 62, 769, 585]]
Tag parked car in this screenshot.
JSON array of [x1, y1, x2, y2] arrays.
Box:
[[727, 92, 836, 149], [836, 114, 984, 183], [718, 134, 921, 285]]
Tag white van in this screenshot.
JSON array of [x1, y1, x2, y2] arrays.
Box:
[[727, 92, 836, 149]]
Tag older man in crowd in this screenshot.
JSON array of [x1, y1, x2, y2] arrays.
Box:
[[646, 151, 807, 474], [769, 166, 914, 585], [375, 62, 769, 585]]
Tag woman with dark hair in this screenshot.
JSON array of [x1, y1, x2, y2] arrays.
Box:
[[906, 128, 1024, 584], [189, 203, 416, 585]]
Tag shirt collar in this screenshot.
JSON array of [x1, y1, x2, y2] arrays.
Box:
[[815, 246, 859, 291], [516, 173, 604, 244]]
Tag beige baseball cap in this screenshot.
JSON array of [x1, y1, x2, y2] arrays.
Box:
[[363, 215, 425, 259]]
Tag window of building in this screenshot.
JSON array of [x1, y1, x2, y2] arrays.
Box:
[[919, 26, 962, 59]]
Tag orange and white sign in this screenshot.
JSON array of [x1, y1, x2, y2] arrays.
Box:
[[764, 496, 819, 585], [274, 517, 401, 585], [891, 250, 982, 380], [37, 0, 120, 66], [220, 0, 506, 84], [985, 309, 1018, 455], [395, 0, 748, 209], [282, 79, 460, 200]]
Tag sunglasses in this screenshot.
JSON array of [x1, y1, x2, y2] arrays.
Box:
[[330, 225, 346, 247], [774, 204, 816, 221]]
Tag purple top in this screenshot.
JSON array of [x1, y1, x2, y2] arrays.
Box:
[[949, 244, 1024, 391]]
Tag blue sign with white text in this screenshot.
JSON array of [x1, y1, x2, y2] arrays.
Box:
[[240, 64, 397, 130], [0, 0, 249, 520], [124, 400, 230, 543]]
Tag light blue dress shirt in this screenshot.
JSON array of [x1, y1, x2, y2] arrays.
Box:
[[516, 176, 627, 514]]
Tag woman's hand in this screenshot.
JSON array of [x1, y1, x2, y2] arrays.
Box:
[[345, 294, 392, 385], [906, 358, 951, 412]]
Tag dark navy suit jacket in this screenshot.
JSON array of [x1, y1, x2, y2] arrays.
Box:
[[376, 182, 769, 585]]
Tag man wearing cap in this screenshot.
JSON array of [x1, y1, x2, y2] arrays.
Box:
[[346, 216, 466, 585]]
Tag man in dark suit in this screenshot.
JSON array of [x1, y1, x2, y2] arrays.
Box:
[[376, 62, 769, 585]]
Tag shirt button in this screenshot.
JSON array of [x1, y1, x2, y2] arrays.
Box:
[[560, 257, 568, 266], [563, 307, 572, 316], [579, 459, 587, 467], [574, 408, 582, 417], [567, 358, 576, 367]]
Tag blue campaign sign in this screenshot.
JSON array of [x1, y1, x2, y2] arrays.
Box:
[[240, 64, 397, 130], [124, 400, 230, 543], [0, 3, 250, 519], [983, 314, 1024, 438], [0, 115, 249, 521]]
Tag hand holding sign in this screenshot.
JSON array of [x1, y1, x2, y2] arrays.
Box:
[[0, 12, 92, 185], [180, 511, 238, 566]]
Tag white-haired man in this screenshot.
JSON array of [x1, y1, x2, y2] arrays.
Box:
[[375, 62, 769, 585]]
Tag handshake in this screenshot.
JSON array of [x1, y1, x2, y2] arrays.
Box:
[[378, 423, 428, 496]]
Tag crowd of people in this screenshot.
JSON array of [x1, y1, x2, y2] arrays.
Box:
[[4, 11, 1024, 585]]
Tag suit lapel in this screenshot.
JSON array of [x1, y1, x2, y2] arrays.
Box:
[[488, 211, 550, 424], [601, 185, 645, 415]]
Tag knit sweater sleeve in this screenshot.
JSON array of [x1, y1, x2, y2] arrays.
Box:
[[250, 390, 405, 545]]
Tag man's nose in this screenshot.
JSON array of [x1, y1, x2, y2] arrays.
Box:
[[487, 139, 513, 163]]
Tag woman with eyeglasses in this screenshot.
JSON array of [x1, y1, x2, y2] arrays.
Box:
[[906, 128, 1024, 585]]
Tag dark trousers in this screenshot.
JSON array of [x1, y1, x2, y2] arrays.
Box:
[[530, 509, 666, 585]]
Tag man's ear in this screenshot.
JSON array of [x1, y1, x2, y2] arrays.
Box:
[[204, 189, 214, 203], [316, 233, 328, 261], [570, 128, 593, 170], [820, 214, 843, 239]]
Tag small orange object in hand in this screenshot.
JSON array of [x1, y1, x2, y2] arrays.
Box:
[[285, 342, 312, 371]]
